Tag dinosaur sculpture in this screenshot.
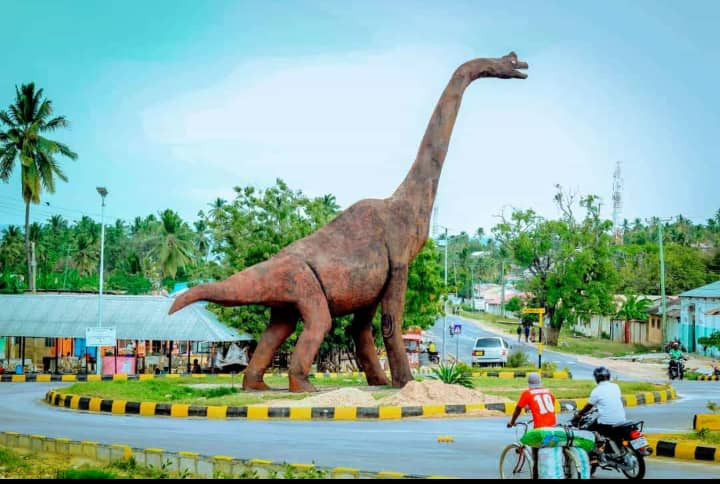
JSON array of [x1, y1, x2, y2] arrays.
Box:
[[169, 52, 528, 392]]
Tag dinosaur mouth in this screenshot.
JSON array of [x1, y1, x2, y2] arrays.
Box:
[[513, 61, 529, 78]]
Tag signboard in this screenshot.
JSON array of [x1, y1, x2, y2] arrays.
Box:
[[522, 307, 545, 315], [450, 323, 462, 335], [85, 327, 117, 347]]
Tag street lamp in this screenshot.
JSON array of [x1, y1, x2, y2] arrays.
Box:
[[96, 187, 108, 375]]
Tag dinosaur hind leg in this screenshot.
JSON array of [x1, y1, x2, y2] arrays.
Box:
[[243, 307, 298, 391], [288, 291, 332, 393], [351, 306, 389, 386]]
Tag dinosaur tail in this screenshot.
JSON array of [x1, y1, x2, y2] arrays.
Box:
[[168, 267, 267, 315]]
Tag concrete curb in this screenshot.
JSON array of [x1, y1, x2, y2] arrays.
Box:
[[692, 375, 720, 381], [646, 435, 720, 464], [0, 430, 447, 478], [1, 369, 570, 382], [693, 414, 720, 431], [44, 387, 676, 421]]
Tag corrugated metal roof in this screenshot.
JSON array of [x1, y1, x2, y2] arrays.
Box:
[[0, 294, 243, 342], [679, 281, 720, 298]]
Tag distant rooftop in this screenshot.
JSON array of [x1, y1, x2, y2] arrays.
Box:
[[679, 281, 720, 298]]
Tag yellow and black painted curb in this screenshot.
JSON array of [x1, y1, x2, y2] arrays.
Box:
[[0, 430, 451, 479], [646, 435, 720, 464], [693, 414, 720, 431], [692, 375, 720, 381], [1, 369, 570, 383], [44, 387, 675, 421]]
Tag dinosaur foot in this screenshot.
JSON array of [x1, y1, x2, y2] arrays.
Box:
[[242, 370, 270, 391], [390, 373, 414, 389], [365, 373, 389, 386], [288, 373, 317, 393]]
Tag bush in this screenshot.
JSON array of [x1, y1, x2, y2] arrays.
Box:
[[430, 361, 474, 389], [56, 469, 116, 479], [601, 331, 610, 340], [541, 361, 558, 373], [507, 349, 531, 368]]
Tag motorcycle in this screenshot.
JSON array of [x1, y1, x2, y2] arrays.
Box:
[[668, 358, 687, 380], [571, 409, 651, 479]]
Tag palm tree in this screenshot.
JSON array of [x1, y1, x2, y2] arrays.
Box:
[[150, 209, 195, 278], [73, 234, 98, 277], [0, 83, 78, 291], [616, 295, 653, 344]]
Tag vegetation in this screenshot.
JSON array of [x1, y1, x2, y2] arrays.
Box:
[[649, 430, 720, 446], [428, 361, 475, 389], [0, 83, 78, 292], [0, 446, 328, 479], [698, 331, 720, 355], [506, 348, 531, 368]]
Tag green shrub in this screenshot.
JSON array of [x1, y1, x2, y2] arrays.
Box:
[[56, 468, 116, 479], [507, 349, 531, 368], [707, 401, 719, 413], [541, 361, 558, 374], [601, 332, 610, 340], [430, 361, 474, 389]]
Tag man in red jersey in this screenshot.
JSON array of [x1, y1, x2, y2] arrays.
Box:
[[507, 372, 557, 478], [507, 372, 557, 429]]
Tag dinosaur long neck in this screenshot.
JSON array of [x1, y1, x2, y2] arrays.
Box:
[[392, 67, 475, 239]]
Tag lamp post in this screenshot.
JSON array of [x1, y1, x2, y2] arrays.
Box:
[[96, 187, 108, 375]]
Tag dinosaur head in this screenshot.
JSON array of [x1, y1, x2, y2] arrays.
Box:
[[488, 52, 528, 79]]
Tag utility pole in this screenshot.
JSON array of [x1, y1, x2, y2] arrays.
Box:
[[658, 221, 667, 344], [96, 187, 108, 375], [31, 242, 36, 293], [443, 227, 448, 362], [62, 242, 70, 289], [500, 259, 506, 317]]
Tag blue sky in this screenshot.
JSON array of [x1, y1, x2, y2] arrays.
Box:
[[0, 0, 718, 235]]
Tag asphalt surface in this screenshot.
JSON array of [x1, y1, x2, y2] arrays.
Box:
[[428, 314, 621, 380], [0, 380, 718, 478]]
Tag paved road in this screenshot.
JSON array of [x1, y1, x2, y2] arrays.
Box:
[[428, 315, 621, 380], [0, 381, 718, 478]]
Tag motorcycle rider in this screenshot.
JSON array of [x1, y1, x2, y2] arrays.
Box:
[[572, 366, 626, 463], [668, 341, 686, 379]]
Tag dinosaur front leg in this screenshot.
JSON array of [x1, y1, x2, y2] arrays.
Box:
[[289, 294, 332, 393], [350, 305, 389, 386], [243, 307, 298, 391], [380, 264, 414, 388]]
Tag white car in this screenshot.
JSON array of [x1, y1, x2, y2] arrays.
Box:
[[472, 336, 510, 367]]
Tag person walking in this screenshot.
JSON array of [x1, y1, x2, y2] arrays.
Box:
[[516, 325, 522, 342], [524, 323, 530, 343]]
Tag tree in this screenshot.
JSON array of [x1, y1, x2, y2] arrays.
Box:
[[492, 188, 618, 345], [616, 295, 652, 344], [149, 209, 195, 279], [505, 296, 523, 314], [698, 331, 720, 356], [0, 83, 78, 291]]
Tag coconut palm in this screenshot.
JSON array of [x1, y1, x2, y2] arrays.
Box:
[[150, 209, 195, 278], [616, 295, 652, 344], [73, 234, 98, 277], [0, 225, 24, 272], [0, 83, 78, 291]]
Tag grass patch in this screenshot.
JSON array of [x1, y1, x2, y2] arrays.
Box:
[[460, 311, 661, 358], [651, 430, 720, 446], [554, 328, 659, 358], [56, 375, 666, 407], [471, 377, 668, 401]]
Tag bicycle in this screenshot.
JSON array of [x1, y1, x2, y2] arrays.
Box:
[[499, 420, 581, 479]]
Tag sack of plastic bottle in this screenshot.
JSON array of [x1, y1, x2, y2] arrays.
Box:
[[520, 426, 595, 452]]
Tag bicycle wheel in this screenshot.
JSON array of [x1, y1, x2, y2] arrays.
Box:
[[499, 444, 533, 479]]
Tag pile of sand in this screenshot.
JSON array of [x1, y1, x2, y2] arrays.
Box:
[[267, 387, 378, 407], [376, 380, 511, 406]]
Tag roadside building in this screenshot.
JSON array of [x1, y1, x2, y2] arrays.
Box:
[[644, 297, 681, 346], [0, 293, 244, 374], [671, 281, 720, 356]]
